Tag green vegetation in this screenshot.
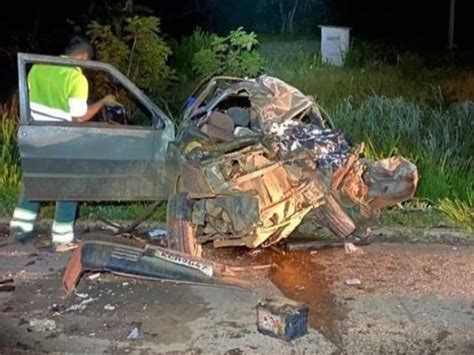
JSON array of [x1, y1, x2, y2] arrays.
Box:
[[190, 27, 262, 79], [88, 16, 173, 97], [1, 25, 473, 229], [0, 100, 21, 191]]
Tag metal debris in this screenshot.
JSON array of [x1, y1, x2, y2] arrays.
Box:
[[74, 291, 89, 299], [127, 327, 141, 340], [104, 304, 115, 311], [29, 318, 57, 332], [269, 120, 350, 169], [146, 227, 167, 240], [51, 303, 66, 314], [88, 273, 101, 281], [0, 278, 15, 292], [65, 297, 97, 312], [344, 242, 364, 255], [345, 278, 362, 286]]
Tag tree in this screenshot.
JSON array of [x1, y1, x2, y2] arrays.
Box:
[[87, 15, 173, 96], [254, 0, 333, 34], [276, 0, 300, 34], [191, 27, 263, 78]]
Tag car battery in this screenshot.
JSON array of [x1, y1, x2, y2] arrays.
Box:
[[256, 297, 309, 341]]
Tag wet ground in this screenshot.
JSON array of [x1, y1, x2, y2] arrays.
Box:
[[0, 226, 473, 353]]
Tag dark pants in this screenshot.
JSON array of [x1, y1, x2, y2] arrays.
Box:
[[10, 189, 77, 244]]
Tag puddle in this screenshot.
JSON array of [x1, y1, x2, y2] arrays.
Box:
[[205, 246, 348, 348]]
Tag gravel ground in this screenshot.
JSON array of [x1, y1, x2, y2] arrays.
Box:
[[0, 224, 473, 354]]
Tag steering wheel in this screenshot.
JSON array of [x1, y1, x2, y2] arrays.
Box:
[[100, 106, 128, 125]]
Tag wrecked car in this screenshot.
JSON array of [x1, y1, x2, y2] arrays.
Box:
[[167, 75, 418, 256], [17, 54, 418, 262]]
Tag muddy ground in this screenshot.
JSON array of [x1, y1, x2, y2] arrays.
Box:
[[0, 223, 473, 354]]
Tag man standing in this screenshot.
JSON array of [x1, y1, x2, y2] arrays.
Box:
[[10, 36, 120, 250]]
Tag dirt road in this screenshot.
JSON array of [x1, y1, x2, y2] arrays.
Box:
[[0, 231, 473, 354]]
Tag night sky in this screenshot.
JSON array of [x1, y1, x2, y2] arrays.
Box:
[[0, 0, 472, 99], [1, 1, 473, 49]]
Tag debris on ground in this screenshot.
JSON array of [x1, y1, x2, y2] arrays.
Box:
[[344, 278, 362, 286], [145, 228, 167, 241], [104, 304, 115, 311], [51, 303, 66, 314], [127, 327, 141, 341], [285, 240, 346, 251], [256, 297, 309, 341], [0, 278, 15, 292], [344, 242, 364, 255], [55, 242, 78, 253], [88, 273, 101, 281], [65, 297, 97, 312], [28, 318, 57, 332], [62, 236, 260, 294], [74, 291, 89, 299]]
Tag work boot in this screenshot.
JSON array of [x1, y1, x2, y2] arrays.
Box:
[[9, 227, 35, 244]]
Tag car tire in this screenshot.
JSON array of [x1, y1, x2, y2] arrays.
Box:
[[313, 193, 356, 239], [166, 192, 202, 257]]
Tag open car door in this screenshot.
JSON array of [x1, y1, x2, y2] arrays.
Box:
[[17, 53, 175, 201]]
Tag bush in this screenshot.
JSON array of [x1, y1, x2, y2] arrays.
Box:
[[398, 51, 424, 78], [87, 16, 173, 97], [0, 98, 21, 191], [170, 28, 213, 80], [168, 27, 264, 113], [191, 27, 263, 78]]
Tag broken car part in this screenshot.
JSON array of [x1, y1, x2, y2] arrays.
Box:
[[62, 235, 255, 294]]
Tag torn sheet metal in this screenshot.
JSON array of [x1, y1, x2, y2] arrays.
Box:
[[181, 145, 325, 249], [269, 120, 350, 169], [176, 75, 419, 249]]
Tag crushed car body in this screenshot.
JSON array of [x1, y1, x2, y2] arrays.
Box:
[[170, 75, 418, 255], [16, 54, 418, 290]]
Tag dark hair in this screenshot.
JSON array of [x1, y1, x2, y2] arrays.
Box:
[[64, 36, 94, 58]]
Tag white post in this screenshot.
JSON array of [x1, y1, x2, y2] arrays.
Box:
[[448, 0, 455, 49]]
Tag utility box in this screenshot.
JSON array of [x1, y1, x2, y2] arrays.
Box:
[[319, 26, 351, 66]]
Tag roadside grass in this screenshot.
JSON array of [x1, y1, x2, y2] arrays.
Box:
[[380, 208, 453, 229], [0, 98, 21, 191], [437, 197, 474, 232], [264, 51, 473, 108], [329, 96, 473, 203]]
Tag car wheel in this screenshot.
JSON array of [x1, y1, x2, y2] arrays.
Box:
[[166, 192, 202, 257], [313, 193, 356, 239]]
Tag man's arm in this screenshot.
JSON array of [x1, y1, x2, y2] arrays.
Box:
[[69, 72, 120, 123], [73, 95, 118, 123]]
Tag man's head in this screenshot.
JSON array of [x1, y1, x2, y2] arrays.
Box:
[[64, 36, 94, 61]]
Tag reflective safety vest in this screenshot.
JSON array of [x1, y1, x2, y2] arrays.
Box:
[[28, 57, 88, 121]]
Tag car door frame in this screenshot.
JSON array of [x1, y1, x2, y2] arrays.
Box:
[[17, 53, 176, 201]]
